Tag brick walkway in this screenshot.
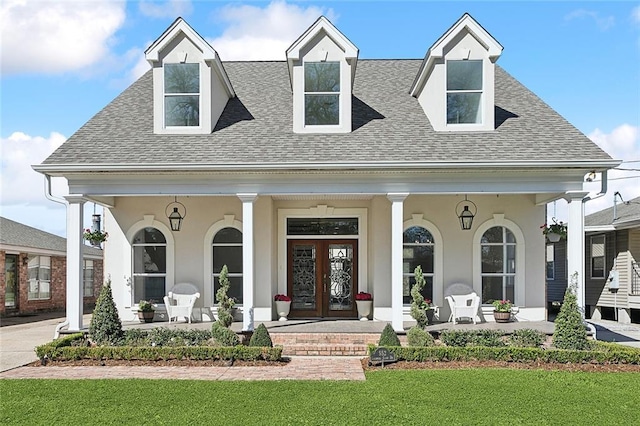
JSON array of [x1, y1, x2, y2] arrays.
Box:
[[0, 356, 366, 381]]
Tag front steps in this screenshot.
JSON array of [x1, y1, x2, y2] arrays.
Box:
[[270, 332, 407, 356]]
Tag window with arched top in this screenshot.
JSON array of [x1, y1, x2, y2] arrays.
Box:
[[480, 226, 516, 304], [212, 227, 243, 304], [132, 227, 167, 304], [403, 226, 434, 304]]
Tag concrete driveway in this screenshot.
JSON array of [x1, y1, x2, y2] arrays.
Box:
[[0, 314, 92, 372]]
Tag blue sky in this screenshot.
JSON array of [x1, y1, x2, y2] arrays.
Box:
[[1, 0, 639, 236]]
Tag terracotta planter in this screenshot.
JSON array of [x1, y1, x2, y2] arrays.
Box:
[[138, 311, 154, 323], [275, 301, 291, 321], [493, 310, 511, 323], [356, 300, 373, 321]]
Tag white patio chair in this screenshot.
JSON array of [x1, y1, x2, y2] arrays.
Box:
[[163, 283, 200, 323], [444, 283, 480, 325]]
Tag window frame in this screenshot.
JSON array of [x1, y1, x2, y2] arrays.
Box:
[[590, 235, 606, 279], [480, 226, 516, 304], [131, 227, 168, 304], [212, 227, 244, 304], [546, 244, 555, 280], [27, 256, 51, 300], [303, 61, 341, 127], [163, 62, 201, 128], [402, 226, 435, 305], [83, 259, 94, 297], [446, 59, 483, 125]]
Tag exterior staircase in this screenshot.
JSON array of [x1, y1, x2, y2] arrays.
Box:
[[270, 332, 407, 356]]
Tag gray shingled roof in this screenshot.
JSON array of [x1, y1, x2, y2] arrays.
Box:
[[0, 216, 103, 256], [585, 196, 640, 228], [42, 60, 612, 167]]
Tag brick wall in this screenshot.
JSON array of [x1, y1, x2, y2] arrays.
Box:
[[0, 249, 103, 317]]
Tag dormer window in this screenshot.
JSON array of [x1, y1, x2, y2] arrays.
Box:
[[446, 60, 482, 124], [304, 62, 340, 125], [164, 63, 200, 127]]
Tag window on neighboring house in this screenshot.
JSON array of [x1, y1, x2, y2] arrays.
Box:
[[132, 227, 167, 303], [546, 244, 555, 280], [83, 259, 94, 297], [447, 60, 482, 124], [304, 62, 340, 125], [213, 227, 243, 304], [480, 226, 516, 304], [590, 235, 605, 278], [164, 63, 200, 127], [28, 256, 50, 300], [402, 226, 434, 304]]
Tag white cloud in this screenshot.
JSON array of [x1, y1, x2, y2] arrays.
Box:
[[0, 0, 126, 76], [139, 0, 192, 19], [565, 9, 615, 31], [632, 6, 640, 25], [208, 1, 336, 60], [0, 132, 69, 205]]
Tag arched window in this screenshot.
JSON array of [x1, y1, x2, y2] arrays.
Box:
[[403, 226, 434, 304], [132, 227, 167, 304], [213, 227, 243, 304], [480, 226, 516, 304]]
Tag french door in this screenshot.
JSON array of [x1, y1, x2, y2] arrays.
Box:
[[288, 239, 357, 318]]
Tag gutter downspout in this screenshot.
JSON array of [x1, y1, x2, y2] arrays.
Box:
[[44, 175, 71, 339], [582, 170, 607, 340]]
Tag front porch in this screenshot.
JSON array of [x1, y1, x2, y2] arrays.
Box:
[[121, 318, 558, 356]]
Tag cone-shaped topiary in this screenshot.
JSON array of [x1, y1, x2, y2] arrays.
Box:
[[89, 279, 123, 345], [215, 265, 235, 328], [378, 323, 401, 347], [410, 265, 429, 328], [249, 323, 273, 347], [552, 272, 589, 350], [407, 326, 434, 347]]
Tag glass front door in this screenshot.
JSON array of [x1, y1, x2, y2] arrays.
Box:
[[5, 254, 18, 309], [288, 240, 357, 318]]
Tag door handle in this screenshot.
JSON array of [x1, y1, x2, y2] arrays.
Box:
[[323, 273, 327, 293]]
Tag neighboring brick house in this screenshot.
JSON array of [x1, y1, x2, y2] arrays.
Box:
[[0, 216, 103, 316]]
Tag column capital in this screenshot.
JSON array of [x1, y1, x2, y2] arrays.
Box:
[[237, 193, 258, 203], [65, 195, 87, 204], [564, 191, 590, 202], [387, 192, 409, 203]]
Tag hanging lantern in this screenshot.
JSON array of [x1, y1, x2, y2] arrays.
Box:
[[165, 197, 187, 231], [455, 195, 477, 230]]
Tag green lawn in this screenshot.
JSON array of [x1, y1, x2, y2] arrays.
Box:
[[2, 369, 638, 425]]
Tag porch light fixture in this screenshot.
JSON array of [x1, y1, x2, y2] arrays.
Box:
[[165, 197, 187, 231], [455, 195, 477, 230]]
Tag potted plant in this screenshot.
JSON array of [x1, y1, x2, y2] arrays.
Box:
[[83, 228, 108, 247], [137, 300, 155, 323], [492, 299, 512, 323], [274, 294, 291, 321], [540, 218, 567, 243], [355, 292, 373, 321]]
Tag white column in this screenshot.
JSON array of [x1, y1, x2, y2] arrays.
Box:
[[388, 193, 409, 332], [567, 192, 587, 317], [65, 197, 85, 331], [238, 193, 257, 331]]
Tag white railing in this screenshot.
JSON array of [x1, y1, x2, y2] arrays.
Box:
[[632, 262, 640, 295]]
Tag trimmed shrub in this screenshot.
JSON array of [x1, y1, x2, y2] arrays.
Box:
[[510, 328, 546, 348], [249, 323, 273, 347], [440, 330, 474, 347], [553, 273, 589, 350], [211, 322, 240, 347], [407, 326, 434, 347], [215, 265, 235, 328], [122, 328, 212, 347], [410, 265, 429, 328], [378, 323, 401, 347], [471, 330, 504, 347], [89, 280, 123, 345]]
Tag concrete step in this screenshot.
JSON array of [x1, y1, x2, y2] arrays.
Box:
[[270, 332, 407, 356]]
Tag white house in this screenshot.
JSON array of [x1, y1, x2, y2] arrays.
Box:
[[34, 14, 618, 332]]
